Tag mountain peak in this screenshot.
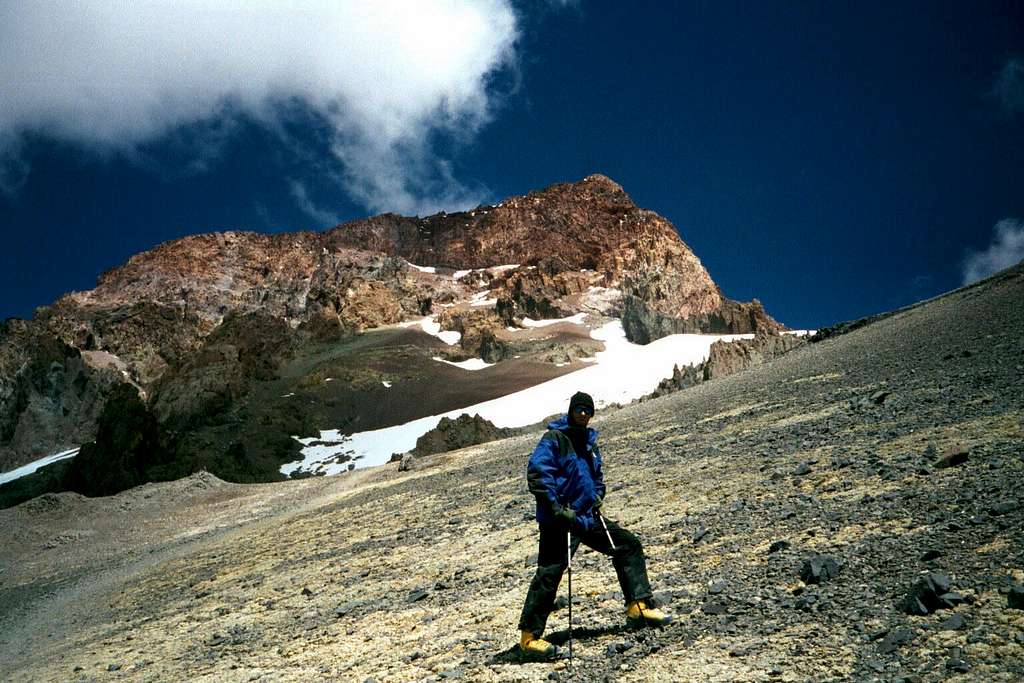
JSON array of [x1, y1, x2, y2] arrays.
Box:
[[1, 175, 783, 474]]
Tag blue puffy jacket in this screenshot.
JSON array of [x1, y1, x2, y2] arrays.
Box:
[[526, 415, 607, 531]]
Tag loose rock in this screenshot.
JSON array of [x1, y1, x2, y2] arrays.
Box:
[[1007, 584, 1024, 610], [900, 573, 963, 615], [934, 444, 969, 469], [799, 555, 842, 584], [939, 613, 966, 631], [878, 627, 915, 654]]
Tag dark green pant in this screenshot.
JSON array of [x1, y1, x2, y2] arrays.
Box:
[[518, 517, 653, 636]]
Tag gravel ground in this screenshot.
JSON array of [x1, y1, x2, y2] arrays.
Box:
[[0, 265, 1022, 682]]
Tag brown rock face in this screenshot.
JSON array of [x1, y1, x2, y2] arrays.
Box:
[[702, 330, 807, 380], [37, 236, 432, 384], [36, 174, 780, 384], [0, 320, 122, 471], [436, 308, 506, 361], [326, 174, 775, 335]]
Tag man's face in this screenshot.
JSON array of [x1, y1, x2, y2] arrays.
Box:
[[570, 405, 593, 427]]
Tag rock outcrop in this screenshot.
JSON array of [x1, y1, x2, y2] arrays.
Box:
[[649, 329, 807, 397], [62, 383, 165, 498], [703, 330, 807, 380], [622, 295, 780, 344], [0, 319, 122, 471], [396, 413, 519, 460]]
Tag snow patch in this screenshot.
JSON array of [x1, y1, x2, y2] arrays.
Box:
[[470, 290, 497, 307], [382, 381, 392, 388], [437, 331, 462, 345], [522, 312, 587, 328], [432, 357, 494, 371], [412, 317, 462, 345], [407, 263, 437, 274], [454, 264, 519, 280], [0, 448, 80, 486]]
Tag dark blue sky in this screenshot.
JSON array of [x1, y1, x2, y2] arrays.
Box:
[[2, 2, 1022, 329]]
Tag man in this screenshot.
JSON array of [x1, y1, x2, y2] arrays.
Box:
[[518, 391, 671, 659]]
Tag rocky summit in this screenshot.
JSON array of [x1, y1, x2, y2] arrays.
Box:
[[0, 175, 780, 502], [0, 259, 1021, 681]]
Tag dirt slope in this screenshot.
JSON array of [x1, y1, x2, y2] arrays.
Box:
[[0, 265, 1022, 682]]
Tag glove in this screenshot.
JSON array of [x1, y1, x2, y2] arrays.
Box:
[[554, 505, 576, 528], [593, 495, 603, 512]]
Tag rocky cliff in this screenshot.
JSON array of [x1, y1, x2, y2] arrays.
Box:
[[0, 319, 123, 471]]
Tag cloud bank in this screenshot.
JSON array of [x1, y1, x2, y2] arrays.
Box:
[[0, 1, 518, 215], [962, 219, 1024, 285]]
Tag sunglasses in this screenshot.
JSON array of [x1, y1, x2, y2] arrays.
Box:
[[572, 405, 594, 416]]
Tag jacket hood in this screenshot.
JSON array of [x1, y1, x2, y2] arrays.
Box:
[[547, 414, 599, 449]]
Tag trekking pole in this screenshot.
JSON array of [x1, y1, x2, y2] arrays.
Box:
[[598, 512, 616, 551], [567, 530, 573, 669]]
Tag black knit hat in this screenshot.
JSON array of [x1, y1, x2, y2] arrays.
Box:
[[568, 391, 595, 416]]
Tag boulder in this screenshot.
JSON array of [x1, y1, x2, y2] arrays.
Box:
[[799, 555, 842, 584], [900, 573, 964, 615], [934, 444, 969, 469], [1007, 584, 1024, 610]]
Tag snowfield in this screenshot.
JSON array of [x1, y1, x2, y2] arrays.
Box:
[[280, 320, 764, 476]]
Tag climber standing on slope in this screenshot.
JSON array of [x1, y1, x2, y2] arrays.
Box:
[[517, 391, 672, 659]]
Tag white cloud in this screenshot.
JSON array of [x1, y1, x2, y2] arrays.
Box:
[[0, 1, 518, 214], [288, 180, 339, 228], [962, 219, 1024, 285]]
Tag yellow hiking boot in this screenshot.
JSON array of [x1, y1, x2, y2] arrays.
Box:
[[625, 600, 673, 629], [519, 630, 558, 660]]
